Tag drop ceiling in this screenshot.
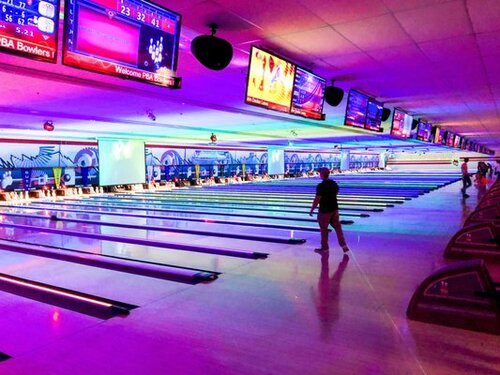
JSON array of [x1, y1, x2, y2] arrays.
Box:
[[0, 0, 498, 152]]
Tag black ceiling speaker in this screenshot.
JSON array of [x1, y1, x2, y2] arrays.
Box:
[[324, 85, 344, 107], [191, 23, 233, 71], [381, 108, 391, 122]]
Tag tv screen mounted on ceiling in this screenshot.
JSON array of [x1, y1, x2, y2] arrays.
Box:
[[365, 98, 383, 131], [245, 46, 296, 114], [290, 67, 326, 120], [445, 131, 455, 147], [0, 0, 60, 62], [63, 0, 182, 88], [416, 121, 432, 142], [433, 127, 444, 144], [390, 108, 413, 138], [344, 90, 368, 128]]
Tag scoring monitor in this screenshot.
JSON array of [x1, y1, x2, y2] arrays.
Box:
[[0, 0, 60, 61], [63, 0, 182, 88]]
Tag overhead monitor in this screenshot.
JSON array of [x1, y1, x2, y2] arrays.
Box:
[[290, 67, 326, 120], [0, 0, 60, 62], [461, 139, 468, 150], [63, 0, 182, 88], [98, 139, 145, 186], [390, 108, 413, 138], [434, 127, 445, 144], [416, 121, 432, 142], [344, 90, 368, 128], [445, 131, 455, 147], [365, 98, 383, 131], [245, 46, 295, 114]]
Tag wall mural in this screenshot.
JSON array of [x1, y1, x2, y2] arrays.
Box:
[[0, 142, 99, 191], [0, 141, 381, 190], [146, 146, 269, 180], [284, 152, 378, 174], [285, 152, 341, 174]]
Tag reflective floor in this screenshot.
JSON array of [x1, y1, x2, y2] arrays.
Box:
[[0, 180, 499, 374]]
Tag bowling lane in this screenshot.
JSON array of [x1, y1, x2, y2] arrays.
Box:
[[16, 201, 335, 229], [0, 250, 191, 307], [0, 215, 268, 273], [66, 194, 393, 211], [118, 190, 408, 205], [0, 207, 315, 241], [0, 249, 203, 356]]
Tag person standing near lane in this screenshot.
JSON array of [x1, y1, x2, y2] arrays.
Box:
[[461, 158, 472, 198], [309, 168, 350, 253]]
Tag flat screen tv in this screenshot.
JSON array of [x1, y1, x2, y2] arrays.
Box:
[[245, 46, 295, 114], [63, 0, 182, 88], [445, 131, 455, 147], [433, 127, 444, 144], [461, 139, 468, 150], [344, 90, 368, 128], [0, 0, 60, 62], [290, 67, 326, 120], [416, 121, 432, 142], [365, 99, 383, 131], [390, 108, 413, 138]]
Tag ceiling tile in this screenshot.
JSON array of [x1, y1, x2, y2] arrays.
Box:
[[367, 44, 430, 66], [334, 14, 413, 51], [395, 1, 472, 43], [418, 35, 481, 62], [476, 31, 500, 58], [382, 0, 451, 12], [180, 1, 264, 45], [263, 37, 308, 58], [281, 27, 360, 58], [297, 0, 389, 25], [467, 0, 500, 33], [483, 56, 500, 86], [323, 52, 378, 70], [325, 52, 380, 76], [216, 0, 327, 35]]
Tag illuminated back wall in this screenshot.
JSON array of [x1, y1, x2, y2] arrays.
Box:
[[98, 139, 145, 186]]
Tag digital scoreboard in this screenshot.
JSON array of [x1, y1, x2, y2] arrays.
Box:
[[290, 67, 326, 120], [0, 0, 60, 61], [63, 0, 182, 88]]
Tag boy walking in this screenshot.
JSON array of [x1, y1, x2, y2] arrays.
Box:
[[309, 168, 350, 253]]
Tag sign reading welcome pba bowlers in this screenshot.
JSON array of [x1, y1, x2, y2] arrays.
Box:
[[0, 0, 60, 62], [63, 0, 181, 88]]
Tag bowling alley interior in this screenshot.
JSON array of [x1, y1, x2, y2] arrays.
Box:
[[1, 0, 500, 374]]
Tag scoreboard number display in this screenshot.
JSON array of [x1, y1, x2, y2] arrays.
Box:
[[0, 0, 60, 61], [62, 0, 182, 88]]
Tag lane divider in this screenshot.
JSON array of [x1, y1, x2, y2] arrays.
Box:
[[0, 221, 268, 260], [0, 272, 137, 319], [0, 239, 218, 284]]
